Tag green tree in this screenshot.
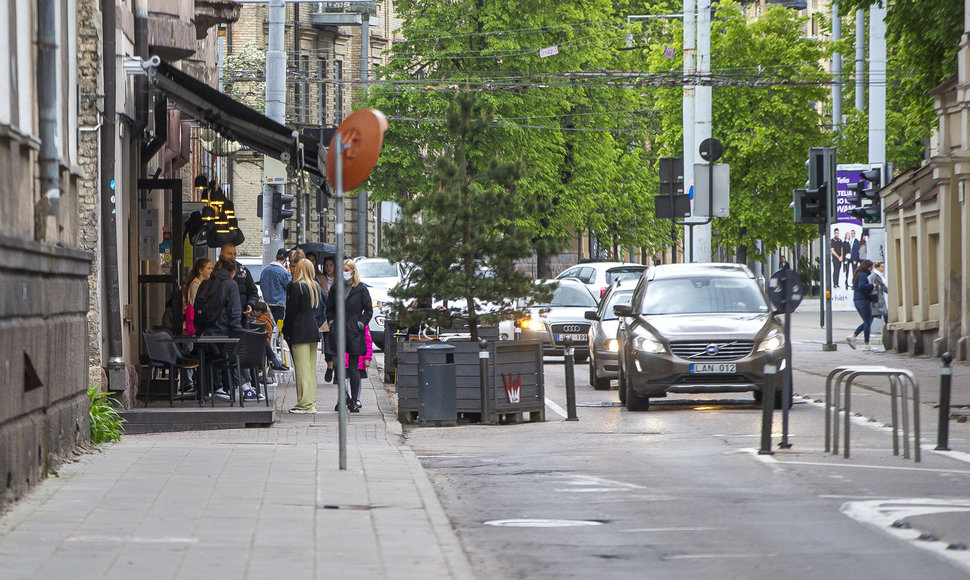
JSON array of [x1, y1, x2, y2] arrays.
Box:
[[644, 2, 831, 259], [382, 91, 551, 340]]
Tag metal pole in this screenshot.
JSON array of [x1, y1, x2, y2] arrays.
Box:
[[357, 11, 371, 257], [759, 361, 777, 455], [779, 277, 793, 449], [855, 9, 865, 112], [693, 0, 712, 263], [822, 225, 835, 350], [335, 134, 348, 470], [868, 4, 886, 165], [564, 338, 578, 421], [682, 0, 695, 262], [478, 339, 492, 424], [263, 0, 287, 267], [38, 0, 60, 217], [831, 2, 842, 134], [936, 352, 953, 451]]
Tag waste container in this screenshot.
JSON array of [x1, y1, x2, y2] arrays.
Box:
[[417, 343, 457, 426]]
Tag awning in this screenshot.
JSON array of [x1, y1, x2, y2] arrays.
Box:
[[140, 57, 323, 179]]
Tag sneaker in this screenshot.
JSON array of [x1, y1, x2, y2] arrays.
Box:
[[289, 408, 316, 414], [214, 388, 231, 400], [243, 388, 264, 401], [845, 335, 857, 350], [272, 363, 289, 372], [261, 379, 277, 388], [325, 367, 334, 382]]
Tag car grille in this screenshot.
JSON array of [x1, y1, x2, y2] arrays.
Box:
[[670, 341, 754, 361], [676, 373, 750, 384]]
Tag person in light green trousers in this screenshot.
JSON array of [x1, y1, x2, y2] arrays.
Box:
[[282, 259, 322, 413]]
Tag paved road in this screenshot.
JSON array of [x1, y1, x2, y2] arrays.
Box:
[[406, 299, 970, 579]]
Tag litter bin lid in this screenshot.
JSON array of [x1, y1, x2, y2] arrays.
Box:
[[417, 343, 456, 352]]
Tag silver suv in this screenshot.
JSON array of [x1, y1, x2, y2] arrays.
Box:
[[614, 263, 785, 411]]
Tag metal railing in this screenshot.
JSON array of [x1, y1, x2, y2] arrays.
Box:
[[824, 365, 921, 462]]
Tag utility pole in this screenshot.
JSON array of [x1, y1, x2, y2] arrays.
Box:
[[358, 11, 370, 257], [831, 2, 842, 133], [855, 9, 865, 112], [682, 0, 695, 262], [263, 0, 286, 266], [692, 0, 712, 263], [868, 4, 886, 166]]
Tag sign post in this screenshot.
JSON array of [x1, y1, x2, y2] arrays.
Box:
[[768, 268, 803, 449]]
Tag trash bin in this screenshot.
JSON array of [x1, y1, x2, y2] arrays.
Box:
[[417, 344, 457, 426]]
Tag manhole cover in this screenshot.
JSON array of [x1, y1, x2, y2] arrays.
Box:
[[484, 519, 604, 528]]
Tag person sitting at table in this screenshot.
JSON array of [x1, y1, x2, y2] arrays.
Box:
[[195, 257, 243, 400]]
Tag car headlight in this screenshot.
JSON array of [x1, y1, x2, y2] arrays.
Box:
[[519, 318, 546, 332], [605, 339, 619, 352], [632, 335, 665, 354], [757, 331, 785, 352]]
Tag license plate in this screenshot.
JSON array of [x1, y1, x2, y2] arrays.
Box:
[[556, 333, 587, 342], [690, 363, 736, 373]]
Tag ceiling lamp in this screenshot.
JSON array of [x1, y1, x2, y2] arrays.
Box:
[[209, 184, 227, 207], [201, 205, 216, 221], [193, 174, 208, 189], [223, 199, 235, 218]]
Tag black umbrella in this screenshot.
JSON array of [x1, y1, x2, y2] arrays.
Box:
[[293, 242, 337, 263]]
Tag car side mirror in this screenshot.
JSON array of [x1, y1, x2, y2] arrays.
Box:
[[613, 304, 632, 317], [584, 310, 598, 321]]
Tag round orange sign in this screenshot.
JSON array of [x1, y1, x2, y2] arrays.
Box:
[[325, 108, 388, 192]]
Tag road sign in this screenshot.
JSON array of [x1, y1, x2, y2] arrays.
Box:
[[768, 269, 803, 313]]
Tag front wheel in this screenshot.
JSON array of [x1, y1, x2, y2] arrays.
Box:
[[617, 360, 627, 404], [626, 390, 650, 412], [574, 351, 589, 363], [590, 362, 611, 390]]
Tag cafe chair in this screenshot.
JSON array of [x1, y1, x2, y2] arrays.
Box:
[[143, 331, 200, 407], [229, 329, 270, 407]]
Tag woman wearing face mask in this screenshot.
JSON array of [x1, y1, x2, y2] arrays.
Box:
[[327, 259, 373, 412]]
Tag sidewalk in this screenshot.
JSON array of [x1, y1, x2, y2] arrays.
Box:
[[0, 356, 475, 580]]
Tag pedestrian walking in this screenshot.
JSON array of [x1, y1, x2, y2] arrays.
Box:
[[283, 259, 322, 413], [869, 261, 889, 325], [846, 259, 875, 351], [327, 259, 373, 412], [259, 248, 291, 322], [338, 326, 373, 412]]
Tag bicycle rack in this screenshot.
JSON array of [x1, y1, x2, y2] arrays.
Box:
[[824, 365, 921, 463]]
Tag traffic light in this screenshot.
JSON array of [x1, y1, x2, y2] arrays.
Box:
[[847, 166, 883, 225], [271, 190, 295, 223], [793, 148, 830, 224]]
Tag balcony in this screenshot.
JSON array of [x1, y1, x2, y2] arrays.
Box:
[[311, 1, 380, 28]]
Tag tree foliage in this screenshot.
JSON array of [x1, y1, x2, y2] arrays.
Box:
[[382, 91, 551, 340]]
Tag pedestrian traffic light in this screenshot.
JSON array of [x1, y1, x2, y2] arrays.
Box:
[[271, 190, 295, 223], [847, 166, 883, 225], [793, 148, 830, 225]]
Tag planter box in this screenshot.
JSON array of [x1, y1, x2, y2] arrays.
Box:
[[395, 339, 545, 424]]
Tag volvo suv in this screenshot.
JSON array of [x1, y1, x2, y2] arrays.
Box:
[[614, 263, 785, 411]]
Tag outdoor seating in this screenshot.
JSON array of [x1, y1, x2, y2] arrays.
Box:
[[143, 330, 200, 407], [230, 328, 270, 407]]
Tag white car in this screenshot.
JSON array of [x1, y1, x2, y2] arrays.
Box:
[[556, 262, 648, 301], [354, 257, 405, 291]]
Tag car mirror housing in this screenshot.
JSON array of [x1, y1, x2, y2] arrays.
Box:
[[613, 304, 633, 317], [584, 310, 598, 321]]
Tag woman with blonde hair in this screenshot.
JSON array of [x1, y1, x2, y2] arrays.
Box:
[[283, 259, 322, 413], [327, 259, 373, 412]]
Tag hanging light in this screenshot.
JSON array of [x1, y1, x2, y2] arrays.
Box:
[[209, 184, 227, 207], [228, 217, 239, 231], [223, 199, 235, 218], [201, 204, 216, 221], [193, 174, 208, 190]]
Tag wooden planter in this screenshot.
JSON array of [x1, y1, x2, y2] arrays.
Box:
[[395, 339, 545, 424]]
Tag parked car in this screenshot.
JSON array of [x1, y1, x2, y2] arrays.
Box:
[[585, 279, 636, 390], [236, 256, 264, 299], [354, 257, 405, 290], [556, 262, 648, 300], [614, 263, 786, 411], [517, 279, 598, 360]]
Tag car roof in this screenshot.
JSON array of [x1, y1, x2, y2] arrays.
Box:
[[647, 262, 754, 281]]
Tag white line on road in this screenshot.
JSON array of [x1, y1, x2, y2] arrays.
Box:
[[624, 527, 723, 533], [758, 459, 970, 475], [545, 397, 568, 419]]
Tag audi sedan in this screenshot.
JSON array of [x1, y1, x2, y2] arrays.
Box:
[[614, 263, 786, 411], [517, 279, 598, 360]]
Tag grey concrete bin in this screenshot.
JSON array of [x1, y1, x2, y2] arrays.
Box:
[[417, 344, 457, 426]]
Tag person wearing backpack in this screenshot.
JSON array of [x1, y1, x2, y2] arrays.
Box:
[[194, 258, 242, 399]]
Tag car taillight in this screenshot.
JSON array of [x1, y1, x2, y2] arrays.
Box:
[[600, 287, 608, 298]]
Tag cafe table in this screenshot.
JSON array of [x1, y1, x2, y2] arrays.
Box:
[[160, 335, 240, 407]]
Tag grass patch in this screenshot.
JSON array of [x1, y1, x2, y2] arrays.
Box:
[[88, 384, 125, 444]]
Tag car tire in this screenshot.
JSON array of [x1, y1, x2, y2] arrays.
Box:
[[617, 360, 627, 405], [590, 362, 611, 391], [626, 389, 649, 411], [575, 351, 589, 363]]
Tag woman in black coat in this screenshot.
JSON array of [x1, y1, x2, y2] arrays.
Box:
[[327, 259, 373, 411], [283, 259, 322, 413]]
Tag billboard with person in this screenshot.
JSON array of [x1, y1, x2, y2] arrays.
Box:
[[828, 164, 886, 311]]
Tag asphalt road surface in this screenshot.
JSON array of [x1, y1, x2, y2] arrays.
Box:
[[402, 307, 970, 579]]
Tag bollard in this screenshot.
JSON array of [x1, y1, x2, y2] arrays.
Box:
[[479, 339, 493, 424], [936, 352, 953, 451], [563, 337, 578, 421], [759, 361, 778, 455]]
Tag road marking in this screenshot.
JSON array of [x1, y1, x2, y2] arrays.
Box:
[[842, 498, 970, 571], [545, 397, 568, 418], [624, 527, 723, 533], [758, 458, 970, 475], [66, 535, 198, 544], [554, 488, 619, 493], [484, 519, 603, 528]]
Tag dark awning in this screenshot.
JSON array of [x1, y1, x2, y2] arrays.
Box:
[[142, 57, 323, 179]]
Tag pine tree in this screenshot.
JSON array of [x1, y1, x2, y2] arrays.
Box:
[[382, 90, 553, 340]]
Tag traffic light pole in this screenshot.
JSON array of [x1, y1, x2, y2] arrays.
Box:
[[822, 223, 835, 351], [262, 0, 286, 267]]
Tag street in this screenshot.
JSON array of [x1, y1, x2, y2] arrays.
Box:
[[405, 300, 970, 579]]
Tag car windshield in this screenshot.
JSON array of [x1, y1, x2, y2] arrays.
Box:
[[357, 260, 399, 279], [640, 277, 768, 315], [606, 269, 644, 284], [601, 290, 633, 320], [540, 284, 598, 308]]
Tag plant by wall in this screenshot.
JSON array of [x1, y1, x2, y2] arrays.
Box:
[[88, 385, 124, 444]]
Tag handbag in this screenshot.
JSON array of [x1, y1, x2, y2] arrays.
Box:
[[868, 286, 879, 303]]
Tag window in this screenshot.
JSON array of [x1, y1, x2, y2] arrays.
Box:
[[317, 57, 327, 125], [334, 60, 343, 123]]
